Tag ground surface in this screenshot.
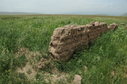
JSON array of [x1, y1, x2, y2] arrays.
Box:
[[0, 15, 127, 84]]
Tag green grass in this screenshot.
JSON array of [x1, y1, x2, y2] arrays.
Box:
[[0, 15, 127, 84]]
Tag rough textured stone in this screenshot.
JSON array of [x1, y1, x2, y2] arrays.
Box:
[[49, 22, 118, 61], [108, 23, 118, 30], [72, 75, 82, 84]]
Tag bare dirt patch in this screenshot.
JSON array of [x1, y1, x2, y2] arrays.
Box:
[[15, 48, 42, 80]]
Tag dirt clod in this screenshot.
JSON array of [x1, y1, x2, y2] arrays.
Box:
[[72, 75, 82, 84]]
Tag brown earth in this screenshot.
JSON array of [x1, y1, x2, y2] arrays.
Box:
[[49, 22, 118, 61]]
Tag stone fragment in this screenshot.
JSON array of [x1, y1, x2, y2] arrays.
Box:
[[72, 75, 82, 84], [108, 23, 118, 30]]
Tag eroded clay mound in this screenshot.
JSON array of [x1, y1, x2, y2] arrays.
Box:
[[49, 22, 118, 61]]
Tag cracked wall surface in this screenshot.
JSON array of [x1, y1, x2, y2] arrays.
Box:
[[49, 22, 118, 61]]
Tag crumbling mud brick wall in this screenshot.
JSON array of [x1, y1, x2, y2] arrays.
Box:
[[49, 22, 118, 61]]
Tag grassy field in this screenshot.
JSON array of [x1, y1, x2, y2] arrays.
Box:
[[0, 15, 127, 84]]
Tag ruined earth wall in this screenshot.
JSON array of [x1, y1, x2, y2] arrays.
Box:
[[49, 22, 118, 61]]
